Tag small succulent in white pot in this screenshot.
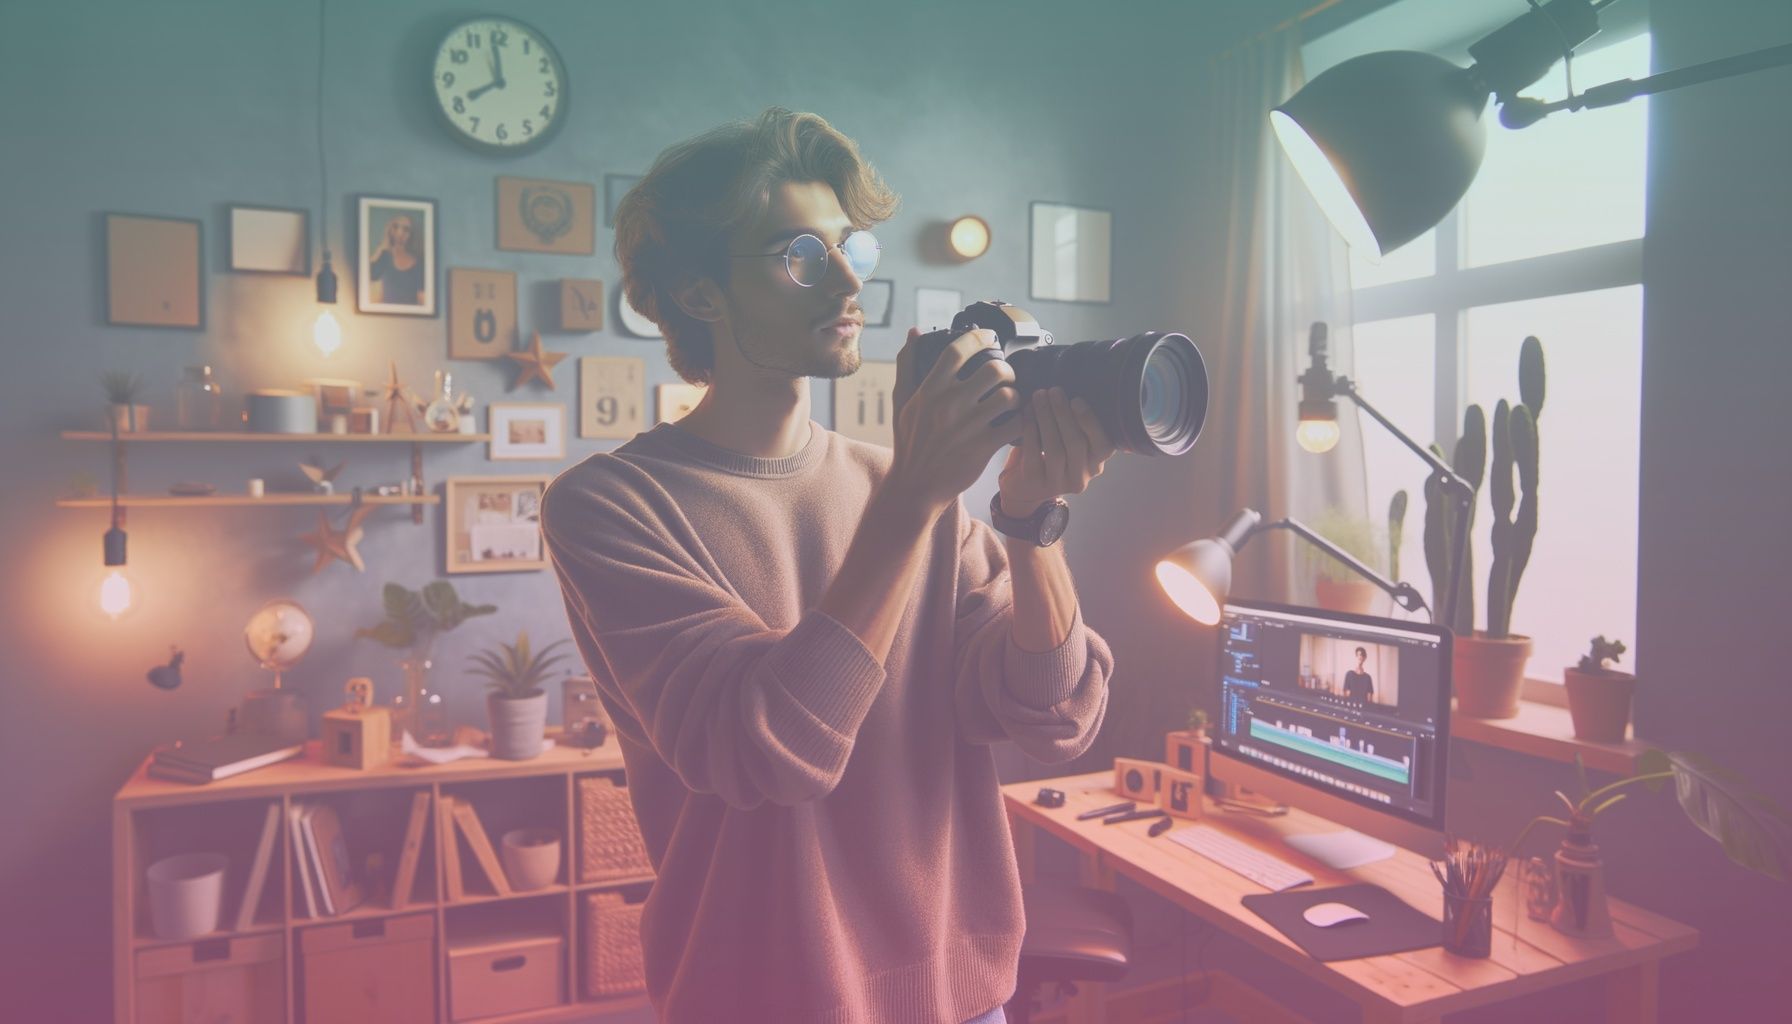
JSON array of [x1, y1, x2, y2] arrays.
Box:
[[470, 631, 571, 760]]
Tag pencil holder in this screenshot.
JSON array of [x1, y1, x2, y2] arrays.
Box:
[[1441, 891, 1493, 958]]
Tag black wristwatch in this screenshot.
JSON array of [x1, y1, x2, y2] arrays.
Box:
[[989, 493, 1070, 547]]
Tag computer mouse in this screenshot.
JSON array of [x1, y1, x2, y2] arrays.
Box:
[[1303, 902, 1371, 928]]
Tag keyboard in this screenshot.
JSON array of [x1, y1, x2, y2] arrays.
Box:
[[1168, 824, 1315, 891]]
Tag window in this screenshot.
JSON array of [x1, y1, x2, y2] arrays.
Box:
[[1337, 32, 1651, 683]]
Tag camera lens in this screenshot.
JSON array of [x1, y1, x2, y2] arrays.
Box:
[[1016, 332, 1206, 456], [1134, 334, 1206, 455]]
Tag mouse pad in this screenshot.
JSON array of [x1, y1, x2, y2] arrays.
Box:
[[1240, 883, 1441, 962]]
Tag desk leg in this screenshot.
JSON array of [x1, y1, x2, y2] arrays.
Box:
[[1604, 960, 1659, 1024], [1066, 849, 1116, 1024]]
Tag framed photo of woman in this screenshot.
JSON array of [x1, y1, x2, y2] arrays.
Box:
[[357, 195, 438, 316]]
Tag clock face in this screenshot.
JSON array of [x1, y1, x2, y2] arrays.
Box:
[[431, 17, 567, 154]]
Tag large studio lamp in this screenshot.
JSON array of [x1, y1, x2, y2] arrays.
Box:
[[1156, 508, 1429, 627], [1272, 0, 1792, 257]]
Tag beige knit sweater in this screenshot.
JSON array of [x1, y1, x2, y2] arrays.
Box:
[[542, 420, 1111, 1024]]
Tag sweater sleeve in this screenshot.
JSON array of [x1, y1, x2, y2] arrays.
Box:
[[950, 509, 1111, 763], [542, 470, 887, 811]]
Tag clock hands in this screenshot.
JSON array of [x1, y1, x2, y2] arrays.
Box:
[[466, 31, 507, 103], [468, 78, 501, 101]]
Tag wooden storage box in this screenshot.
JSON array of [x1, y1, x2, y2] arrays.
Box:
[[298, 913, 434, 1024], [577, 776, 653, 883], [448, 930, 564, 1021], [582, 891, 647, 997], [136, 933, 283, 1024]]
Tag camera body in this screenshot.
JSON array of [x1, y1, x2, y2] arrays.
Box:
[[904, 300, 1208, 457]]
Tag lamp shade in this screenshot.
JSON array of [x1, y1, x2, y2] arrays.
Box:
[[1272, 50, 1490, 257]]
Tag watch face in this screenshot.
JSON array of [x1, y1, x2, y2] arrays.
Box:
[[432, 17, 567, 154], [1038, 502, 1070, 546]]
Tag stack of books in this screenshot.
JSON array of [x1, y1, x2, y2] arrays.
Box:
[[292, 798, 366, 917], [147, 734, 304, 784]]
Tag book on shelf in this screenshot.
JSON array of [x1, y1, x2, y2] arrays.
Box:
[[149, 734, 303, 784], [233, 802, 282, 932], [307, 803, 366, 915], [289, 802, 318, 919], [388, 790, 431, 910], [300, 802, 334, 916], [451, 797, 512, 896], [439, 793, 465, 901]]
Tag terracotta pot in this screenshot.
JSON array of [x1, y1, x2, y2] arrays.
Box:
[[1315, 578, 1384, 617], [500, 828, 562, 891], [108, 403, 152, 433], [1563, 667, 1636, 742], [1453, 632, 1531, 719]]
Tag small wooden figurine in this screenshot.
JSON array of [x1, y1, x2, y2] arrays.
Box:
[[321, 676, 391, 769]]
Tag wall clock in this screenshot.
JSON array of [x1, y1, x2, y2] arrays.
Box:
[[431, 15, 568, 155]]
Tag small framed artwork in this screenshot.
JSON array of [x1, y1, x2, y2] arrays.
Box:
[[357, 195, 438, 316], [105, 212, 204, 328], [227, 204, 309, 275], [914, 287, 963, 332], [1030, 201, 1112, 304], [860, 279, 893, 327], [444, 475, 551, 574], [604, 174, 640, 228], [656, 383, 706, 425], [561, 279, 604, 331], [834, 361, 897, 447], [616, 290, 662, 339], [497, 176, 595, 255], [580, 356, 646, 439], [448, 268, 516, 360], [488, 402, 567, 461]]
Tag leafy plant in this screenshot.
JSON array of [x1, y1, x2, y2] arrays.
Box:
[[1510, 751, 1792, 882], [1302, 506, 1384, 583], [468, 630, 572, 700], [355, 581, 496, 655], [1185, 707, 1209, 733], [1576, 636, 1628, 674], [101, 370, 143, 405]]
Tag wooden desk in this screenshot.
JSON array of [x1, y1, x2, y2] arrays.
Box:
[[1003, 771, 1697, 1024]]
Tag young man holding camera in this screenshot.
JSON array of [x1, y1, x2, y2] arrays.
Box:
[[542, 108, 1115, 1024]]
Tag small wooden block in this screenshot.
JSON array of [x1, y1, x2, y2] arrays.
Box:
[[1165, 730, 1205, 774], [321, 706, 391, 769], [1157, 765, 1204, 820], [561, 279, 604, 331], [1114, 757, 1163, 803]]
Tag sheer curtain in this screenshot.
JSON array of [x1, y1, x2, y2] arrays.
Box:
[[1204, 26, 1365, 603]]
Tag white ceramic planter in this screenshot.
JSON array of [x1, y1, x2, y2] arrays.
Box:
[[146, 851, 228, 940], [501, 828, 562, 891], [488, 691, 549, 760]]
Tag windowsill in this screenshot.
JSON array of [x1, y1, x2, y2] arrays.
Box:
[[1451, 696, 1648, 775]]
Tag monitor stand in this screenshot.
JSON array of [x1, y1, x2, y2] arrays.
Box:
[[1283, 829, 1397, 869]]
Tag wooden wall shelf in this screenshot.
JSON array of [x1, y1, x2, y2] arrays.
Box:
[[58, 494, 440, 509], [63, 431, 490, 443], [114, 741, 654, 1024]]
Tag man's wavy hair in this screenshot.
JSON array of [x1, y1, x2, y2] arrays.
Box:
[[614, 108, 899, 385]]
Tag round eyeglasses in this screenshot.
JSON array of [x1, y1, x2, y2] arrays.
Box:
[[730, 230, 881, 288]]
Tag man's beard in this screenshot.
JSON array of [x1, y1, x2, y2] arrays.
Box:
[[731, 315, 862, 379]]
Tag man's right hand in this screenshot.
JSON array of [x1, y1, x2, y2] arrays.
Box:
[[886, 327, 1022, 519]]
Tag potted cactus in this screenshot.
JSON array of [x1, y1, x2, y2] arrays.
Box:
[[1427, 336, 1544, 718], [1563, 636, 1635, 743], [102, 370, 151, 433], [469, 630, 571, 760]]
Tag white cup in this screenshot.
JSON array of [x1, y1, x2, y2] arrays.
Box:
[[247, 478, 265, 498], [146, 851, 229, 940]]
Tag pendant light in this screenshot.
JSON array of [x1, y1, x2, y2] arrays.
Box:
[[312, 0, 341, 356]]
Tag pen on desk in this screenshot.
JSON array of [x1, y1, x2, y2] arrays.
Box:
[[1101, 808, 1169, 825], [1077, 801, 1136, 821], [1148, 817, 1175, 838]]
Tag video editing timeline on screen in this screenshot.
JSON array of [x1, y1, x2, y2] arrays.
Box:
[[1216, 606, 1444, 822]]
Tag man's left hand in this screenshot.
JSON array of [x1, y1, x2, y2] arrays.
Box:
[[996, 387, 1116, 518]]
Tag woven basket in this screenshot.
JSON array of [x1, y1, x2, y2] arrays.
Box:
[[577, 776, 653, 883], [582, 891, 646, 997]]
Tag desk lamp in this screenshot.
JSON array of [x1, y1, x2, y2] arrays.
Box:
[[1271, 0, 1792, 256], [1155, 507, 1429, 627], [1295, 322, 1476, 631]]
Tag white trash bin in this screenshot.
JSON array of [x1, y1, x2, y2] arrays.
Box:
[[146, 851, 228, 940]]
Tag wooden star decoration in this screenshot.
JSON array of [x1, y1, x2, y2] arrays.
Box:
[[297, 502, 375, 573], [506, 331, 568, 391], [299, 458, 345, 494], [383, 360, 418, 433]]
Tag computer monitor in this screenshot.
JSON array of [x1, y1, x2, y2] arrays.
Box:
[[1208, 599, 1451, 862]]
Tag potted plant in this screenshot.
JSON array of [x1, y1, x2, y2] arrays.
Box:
[[102, 370, 150, 433], [469, 630, 571, 761], [1428, 336, 1544, 718], [1303, 507, 1385, 616], [1165, 707, 1209, 773], [356, 581, 497, 745], [1563, 636, 1635, 743], [1508, 751, 1792, 937]]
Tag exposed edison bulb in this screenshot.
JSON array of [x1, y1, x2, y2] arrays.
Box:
[[98, 568, 135, 620], [313, 309, 343, 357], [1297, 417, 1342, 454]]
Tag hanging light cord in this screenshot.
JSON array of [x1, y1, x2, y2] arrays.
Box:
[[315, 0, 329, 265]]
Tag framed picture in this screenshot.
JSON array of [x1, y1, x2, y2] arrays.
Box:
[[560, 279, 604, 331], [497, 175, 595, 255], [914, 287, 963, 332], [1030, 201, 1112, 304], [579, 356, 646, 439], [487, 402, 566, 461], [444, 475, 550, 574], [227, 204, 309, 275], [860, 279, 893, 327], [604, 174, 640, 228], [357, 195, 438, 315], [834, 361, 897, 447], [448, 268, 516, 359], [656, 383, 706, 425], [105, 212, 203, 328]]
